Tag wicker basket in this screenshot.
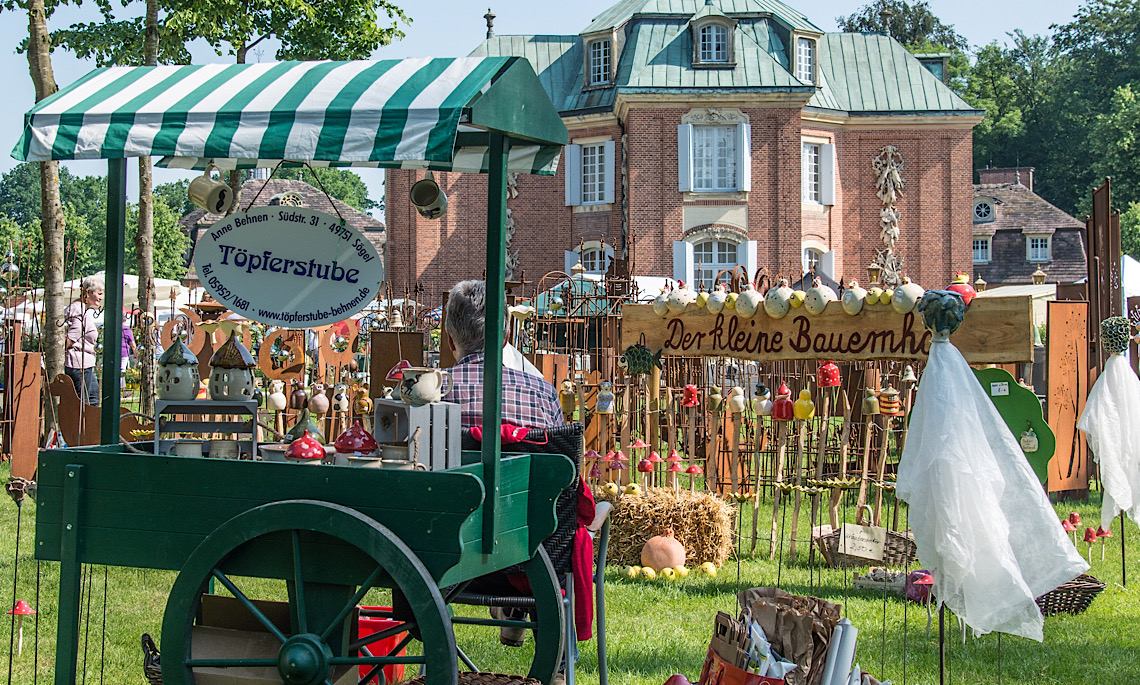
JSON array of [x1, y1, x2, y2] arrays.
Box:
[[142, 633, 162, 685], [814, 508, 917, 568], [1035, 574, 1105, 616], [405, 674, 542, 685]]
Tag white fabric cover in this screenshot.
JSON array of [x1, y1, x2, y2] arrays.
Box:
[[896, 340, 1087, 641], [1078, 353, 1140, 530]]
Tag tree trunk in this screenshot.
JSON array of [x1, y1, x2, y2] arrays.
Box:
[[136, 0, 159, 415], [27, 0, 65, 432], [225, 43, 248, 214]]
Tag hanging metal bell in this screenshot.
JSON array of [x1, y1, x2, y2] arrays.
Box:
[[901, 365, 918, 383]]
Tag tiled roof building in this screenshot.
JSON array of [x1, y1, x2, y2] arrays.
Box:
[[386, 0, 983, 293], [972, 167, 1086, 286]]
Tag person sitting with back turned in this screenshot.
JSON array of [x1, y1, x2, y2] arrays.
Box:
[[444, 279, 564, 430]]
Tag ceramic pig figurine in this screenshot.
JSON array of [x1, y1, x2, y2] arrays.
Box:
[[308, 383, 330, 415]]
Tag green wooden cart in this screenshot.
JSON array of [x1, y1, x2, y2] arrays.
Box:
[[15, 56, 570, 685]]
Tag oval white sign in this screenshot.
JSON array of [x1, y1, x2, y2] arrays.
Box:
[[193, 208, 381, 328]]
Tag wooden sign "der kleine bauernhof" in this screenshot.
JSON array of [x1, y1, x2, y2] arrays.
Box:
[[621, 296, 1033, 364]]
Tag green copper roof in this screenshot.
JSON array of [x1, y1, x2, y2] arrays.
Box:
[[582, 0, 821, 34], [810, 34, 981, 114]]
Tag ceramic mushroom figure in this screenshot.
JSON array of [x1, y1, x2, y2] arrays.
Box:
[[207, 332, 256, 402], [266, 379, 288, 412], [157, 339, 200, 401], [308, 382, 330, 415]]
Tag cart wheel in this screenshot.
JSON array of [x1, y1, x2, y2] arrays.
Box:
[[160, 499, 458, 685], [449, 547, 565, 684]]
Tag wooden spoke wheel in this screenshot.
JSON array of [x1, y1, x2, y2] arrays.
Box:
[[161, 499, 458, 685], [447, 548, 565, 685]]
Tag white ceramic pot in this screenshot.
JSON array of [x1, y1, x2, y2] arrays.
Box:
[[208, 367, 255, 401], [398, 368, 452, 406], [158, 364, 200, 401], [208, 439, 240, 459]]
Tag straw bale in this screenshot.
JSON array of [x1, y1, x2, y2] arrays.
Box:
[[601, 487, 735, 567]]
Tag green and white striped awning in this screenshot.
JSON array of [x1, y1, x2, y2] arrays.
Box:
[[13, 56, 566, 175]]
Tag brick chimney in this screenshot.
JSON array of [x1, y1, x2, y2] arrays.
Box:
[[977, 166, 1034, 191]]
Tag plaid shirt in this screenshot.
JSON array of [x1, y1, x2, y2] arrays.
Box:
[[449, 352, 565, 430]]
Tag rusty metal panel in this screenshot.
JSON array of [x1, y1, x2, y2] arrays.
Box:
[[7, 352, 41, 480], [1087, 179, 1122, 373], [1047, 301, 1090, 495], [370, 332, 424, 397]]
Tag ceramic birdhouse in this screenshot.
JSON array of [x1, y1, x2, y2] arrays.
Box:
[[207, 331, 256, 402], [707, 285, 728, 314], [892, 277, 925, 314], [764, 278, 793, 319], [1020, 426, 1039, 453], [841, 281, 867, 315], [752, 382, 772, 416], [817, 361, 841, 388], [772, 382, 794, 421], [596, 381, 616, 414], [793, 389, 816, 421], [308, 383, 330, 415], [879, 386, 901, 415], [331, 383, 351, 413], [706, 387, 724, 413], [726, 386, 746, 413], [157, 339, 200, 401], [861, 388, 880, 415], [804, 278, 838, 315], [266, 379, 287, 411], [736, 284, 762, 318], [681, 384, 700, 408]]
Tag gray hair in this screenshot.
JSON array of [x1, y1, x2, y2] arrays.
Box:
[[81, 275, 105, 293], [445, 280, 488, 358]]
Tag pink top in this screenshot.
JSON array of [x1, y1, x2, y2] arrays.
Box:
[[64, 300, 98, 369]]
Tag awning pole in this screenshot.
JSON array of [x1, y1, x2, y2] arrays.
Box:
[[481, 131, 509, 554], [100, 158, 126, 446]]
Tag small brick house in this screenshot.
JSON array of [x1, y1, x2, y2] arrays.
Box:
[[971, 167, 1086, 286], [385, 0, 983, 295]]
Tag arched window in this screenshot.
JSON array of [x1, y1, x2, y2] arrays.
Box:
[[699, 24, 728, 63], [693, 239, 740, 287], [580, 247, 610, 274]]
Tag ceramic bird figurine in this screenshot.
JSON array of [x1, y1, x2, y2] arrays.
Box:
[[804, 278, 838, 315], [841, 280, 868, 315], [706, 387, 724, 413], [726, 386, 747, 413], [267, 379, 287, 412], [667, 281, 696, 314], [559, 379, 578, 419], [772, 382, 794, 421], [694, 288, 710, 309], [764, 277, 794, 319], [652, 287, 671, 317], [707, 285, 728, 313], [331, 383, 351, 413], [879, 288, 894, 305], [793, 389, 816, 420], [595, 381, 616, 414], [752, 382, 773, 416], [790, 289, 806, 308], [866, 286, 884, 307], [308, 383, 330, 415], [892, 277, 925, 314], [946, 271, 978, 306], [724, 291, 739, 310], [736, 284, 762, 318]]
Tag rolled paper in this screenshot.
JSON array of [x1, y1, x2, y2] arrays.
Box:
[[828, 618, 858, 685], [819, 618, 845, 685]]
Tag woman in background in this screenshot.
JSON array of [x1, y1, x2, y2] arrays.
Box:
[[64, 275, 104, 405]]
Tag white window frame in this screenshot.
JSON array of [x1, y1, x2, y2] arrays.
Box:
[[699, 24, 729, 63], [678, 121, 751, 193], [973, 236, 991, 264], [1027, 235, 1051, 262], [588, 39, 611, 86], [974, 199, 995, 223], [673, 232, 757, 287], [564, 140, 615, 206], [565, 241, 615, 275], [796, 37, 815, 83], [802, 142, 821, 203]]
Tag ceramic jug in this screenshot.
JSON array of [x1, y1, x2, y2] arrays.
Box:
[[399, 367, 453, 406]]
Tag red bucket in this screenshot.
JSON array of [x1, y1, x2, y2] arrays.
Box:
[[358, 606, 407, 684]]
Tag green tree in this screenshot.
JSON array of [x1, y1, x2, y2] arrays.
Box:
[[154, 179, 195, 217], [836, 0, 967, 51], [1122, 202, 1140, 261], [127, 196, 190, 280], [298, 168, 378, 212], [1088, 85, 1140, 211]]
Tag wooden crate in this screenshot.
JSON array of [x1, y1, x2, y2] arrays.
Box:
[[373, 398, 461, 471]]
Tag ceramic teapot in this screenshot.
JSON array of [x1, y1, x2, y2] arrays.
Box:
[[764, 278, 794, 319], [399, 367, 453, 406]]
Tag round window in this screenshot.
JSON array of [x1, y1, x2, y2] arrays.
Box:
[[974, 200, 993, 222]]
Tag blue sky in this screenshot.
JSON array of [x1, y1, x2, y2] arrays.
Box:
[[1, 0, 1085, 215]]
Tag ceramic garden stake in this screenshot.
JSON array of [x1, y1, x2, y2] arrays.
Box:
[[595, 381, 616, 414]]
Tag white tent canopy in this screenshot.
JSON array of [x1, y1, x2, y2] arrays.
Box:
[[29, 271, 185, 306]]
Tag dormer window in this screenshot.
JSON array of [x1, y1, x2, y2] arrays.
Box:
[[796, 37, 815, 83], [588, 38, 611, 86], [699, 24, 728, 63]]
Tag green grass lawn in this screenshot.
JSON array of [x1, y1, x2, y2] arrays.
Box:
[[2, 459, 1138, 685]]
